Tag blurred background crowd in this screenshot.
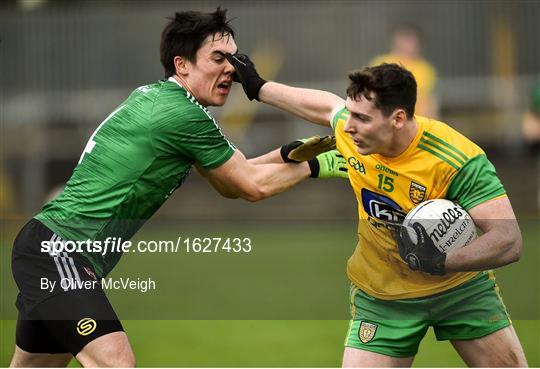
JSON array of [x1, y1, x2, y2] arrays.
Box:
[[1, 0, 539, 220]]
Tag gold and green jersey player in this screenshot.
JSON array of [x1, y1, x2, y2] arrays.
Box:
[[332, 110, 506, 299], [228, 55, 528, 366]]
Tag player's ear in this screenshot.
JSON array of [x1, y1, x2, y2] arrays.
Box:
[[391, 109, 407, 129], [174, 56, 189, 76]]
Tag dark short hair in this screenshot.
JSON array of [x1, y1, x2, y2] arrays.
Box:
[[160, 7, 235, 78], [346, 63, 417, 119]]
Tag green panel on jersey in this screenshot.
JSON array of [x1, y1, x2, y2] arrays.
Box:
[[445, 154, 506, 210], [35, 80, 235, 277], [332, 107, 349, 130]]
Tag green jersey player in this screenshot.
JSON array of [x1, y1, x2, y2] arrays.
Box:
[[10, 8, 346, 367]]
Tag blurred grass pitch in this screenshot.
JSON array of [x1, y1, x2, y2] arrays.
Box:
[[0, 220, 538, 367]]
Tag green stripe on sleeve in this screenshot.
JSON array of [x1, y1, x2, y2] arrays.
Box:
[[446, 154, 506, 210], [418, 144, 460, 169], [423, 131, 469, 161], [419, 138, 466, 165]]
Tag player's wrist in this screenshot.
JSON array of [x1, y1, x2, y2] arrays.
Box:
[[257, 81, 272, 102], [307, 158, 320, 178], [279, 137, 345, 178], [440, 251, 460, 273], [280, 140, 304, 163], [424, 252, 446, 275], [279, 139, 323, 176], [249, 76, 267, 102]]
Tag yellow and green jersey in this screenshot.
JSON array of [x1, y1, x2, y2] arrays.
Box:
[[332, 108, 506, 300]]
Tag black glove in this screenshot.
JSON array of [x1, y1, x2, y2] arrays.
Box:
[[396, 222, 446, 276], [225, 53, 267, 101], [280, 136, 336, 163], [279, 136, 347, 179]]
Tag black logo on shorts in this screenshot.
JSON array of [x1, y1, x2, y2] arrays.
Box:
[[77, 318, 97, 336]]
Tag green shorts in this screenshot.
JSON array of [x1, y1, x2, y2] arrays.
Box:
[[345, 272, 511, 358]]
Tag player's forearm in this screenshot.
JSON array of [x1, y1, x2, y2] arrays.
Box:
[[246, 162, 310, 201], [201, 150, 310, 202], [259, 82, 344, 127], [248, 149, 282, 165], [444, 223, 522, 272]]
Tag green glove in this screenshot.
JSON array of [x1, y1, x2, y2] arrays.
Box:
[[280, 135, 336, 162], [309, 150, 348, 179]]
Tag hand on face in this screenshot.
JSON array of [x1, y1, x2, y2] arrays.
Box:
[[224, 53, 267, 101], [178, 33, 237, 107]]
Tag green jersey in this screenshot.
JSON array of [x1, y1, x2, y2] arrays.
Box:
[[35, 79, 235, 276]]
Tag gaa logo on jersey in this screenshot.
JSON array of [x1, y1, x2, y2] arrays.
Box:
[[358, 321, 378, 343], [409, 181, 427, 204], [347, 157, 366, 174]]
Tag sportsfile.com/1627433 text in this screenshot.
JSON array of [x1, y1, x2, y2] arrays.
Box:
[[40, 237, 253, 256]]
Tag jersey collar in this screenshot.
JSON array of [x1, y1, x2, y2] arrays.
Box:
[[167, 77, 207, 106], [168, 76, 185, 89]]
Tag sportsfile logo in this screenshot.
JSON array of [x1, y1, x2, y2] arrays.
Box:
[[41, 235, 252, 256]]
